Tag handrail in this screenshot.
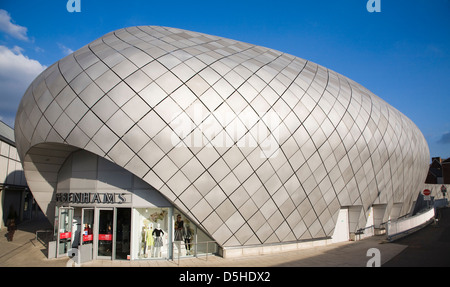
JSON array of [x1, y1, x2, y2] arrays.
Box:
[[355, 225, 374, 233], [386, 207, 435, 241], [354, 225, 375, 241], [172, 240, 218, 265]]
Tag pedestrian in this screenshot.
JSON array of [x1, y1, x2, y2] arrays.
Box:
[[7, 218, 16, 242]]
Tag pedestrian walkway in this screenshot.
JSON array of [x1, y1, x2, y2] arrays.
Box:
[[383, 207, 450, 267], [0, 216, 68, 267], [79, 235, 406, 267], [1, 216, 408, 267]]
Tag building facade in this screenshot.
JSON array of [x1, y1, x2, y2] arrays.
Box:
[[0, 121, 32, 230], [426, 157, 450, 184], [14, 26, 429, 260]]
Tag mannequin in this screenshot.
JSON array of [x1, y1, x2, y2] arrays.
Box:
[[141, 226, 146, 257], [174, 214, 184, 241], [152, 223, 164, 257], [184, 221, 194, 255], [144, 224, 154, 257]]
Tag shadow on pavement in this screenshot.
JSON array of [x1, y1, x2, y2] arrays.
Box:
[[383, 207, 450, 267]]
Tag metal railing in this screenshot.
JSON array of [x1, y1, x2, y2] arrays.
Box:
[[354, 225, 374, 240], [172, 240, 218, 265], [386, 207, 435, 241]]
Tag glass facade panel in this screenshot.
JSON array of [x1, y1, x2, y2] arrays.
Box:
[[173, 209, 216, 258], [115, 208, 131, 260], [98, 209, 113, 257], [82, 208, 94, 244], [133, 208, 169, 259], [58, 207, 73, 256], [173, 211, 195, 257]]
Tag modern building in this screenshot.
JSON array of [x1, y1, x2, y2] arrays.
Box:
[[14, 26, 430, 261], [0, 121, 34, 230]]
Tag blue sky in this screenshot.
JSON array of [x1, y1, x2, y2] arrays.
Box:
[[0, 0, 449, 159]]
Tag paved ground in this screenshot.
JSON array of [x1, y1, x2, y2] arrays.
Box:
[[0, 214, 69, 267], [0, 209, 448, 267], [78, 235, 405, 267], [383, 207, 450, 267], [0, 216, 403, 268]]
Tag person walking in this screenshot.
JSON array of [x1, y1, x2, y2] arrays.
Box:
[[7, 219, 16, 242]]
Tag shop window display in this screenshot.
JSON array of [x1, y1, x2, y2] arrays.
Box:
[[133, 208, 169, 259], [173, 212, 196, 257], [133, 207, 216, 260]]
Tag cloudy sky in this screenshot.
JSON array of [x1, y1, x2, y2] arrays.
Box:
[[0, 0, 449, 159]]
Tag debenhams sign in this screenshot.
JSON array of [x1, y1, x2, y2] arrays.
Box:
[[56, 192, 131, 205]]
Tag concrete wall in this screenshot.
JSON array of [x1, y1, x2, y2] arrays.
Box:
[[0, 139, 28, 229]]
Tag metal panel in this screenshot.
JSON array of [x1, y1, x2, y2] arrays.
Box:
[[15, 25, 430, 249]]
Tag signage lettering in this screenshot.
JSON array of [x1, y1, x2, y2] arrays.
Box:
[[60, 231, 72, 239], [56, 192, 128, 204]]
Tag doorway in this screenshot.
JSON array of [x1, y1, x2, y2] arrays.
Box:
[[96, 208, 113, 259], [94, 208, 131, 260], [56, 207, 131, 260], [115, 208, 131, 260], [56, 207, 73, 257], [80, 208, 94, 263], [331, 208, 349, 243]]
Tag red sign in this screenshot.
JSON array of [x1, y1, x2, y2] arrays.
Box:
[[83, 234, 93, 242], [99, 234, 112, 241], [423, 189, 431, 196], [60, 232, 72, 239]]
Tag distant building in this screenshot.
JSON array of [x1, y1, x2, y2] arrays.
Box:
[[425, 157, 450, 184], [443, 158, 450, 184], [0, 121, 36, 230]]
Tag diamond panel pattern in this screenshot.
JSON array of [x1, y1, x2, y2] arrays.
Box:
[[15, 26, 430, 249]]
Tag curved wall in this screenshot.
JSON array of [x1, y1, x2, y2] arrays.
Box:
[[15, 26, 430, 247], [57, 149, 171, 208]]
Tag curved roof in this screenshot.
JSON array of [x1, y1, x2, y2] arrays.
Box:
[[15, 26, 429, 247]]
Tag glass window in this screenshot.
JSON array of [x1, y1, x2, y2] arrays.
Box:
[[98, 209, 113, 257], [173, 211, 195, 257], [115, 208, 131, 260], [82, 209, 94, 244], [173, 209, 217, 258], [58, 207, 73, 256], [195, 224, 218, 256], [133, 208, 169, 259]]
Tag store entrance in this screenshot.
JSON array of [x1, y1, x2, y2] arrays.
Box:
[[115, 208, 131, 260], [97, 209, 113, 259], [56, 207, 131, 261], [94, 208, 131, 260], [56, 207, 73, 258], [80, 208, 94, 263]]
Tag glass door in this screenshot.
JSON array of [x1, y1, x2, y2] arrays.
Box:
[[57, 207, 73, 257], [97, 209, 113, 259], [81, 208, 94, 245], [115, 208, 131, 260], [79, 208, 94, 263]]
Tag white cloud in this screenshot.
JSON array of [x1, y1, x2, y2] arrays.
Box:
[[0, 45, 46, 127], [58, 43, 74, 56], [0, 9, 28, 41]]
